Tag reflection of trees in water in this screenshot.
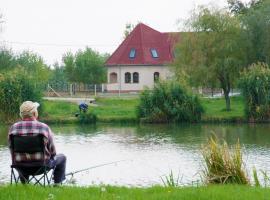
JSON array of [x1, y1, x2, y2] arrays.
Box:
[[135, 124, 270, 148], [50, 123, 270, 148], [3, 123, 270, 148], [50, 124, 98, 136]]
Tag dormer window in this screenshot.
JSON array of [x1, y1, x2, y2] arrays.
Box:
[[129, 48, 136, 59], [150, 48, 158, 58]]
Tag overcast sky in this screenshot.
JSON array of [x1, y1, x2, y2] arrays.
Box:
[[0, 0, 249, 65]]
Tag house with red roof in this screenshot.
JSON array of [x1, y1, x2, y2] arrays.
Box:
[[105, 23, 178, 93]]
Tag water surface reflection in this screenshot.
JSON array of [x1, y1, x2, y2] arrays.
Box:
[[1, 123, 270, 186]]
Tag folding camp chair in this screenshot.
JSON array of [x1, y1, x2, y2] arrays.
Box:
[[10, 134, 55, 186]]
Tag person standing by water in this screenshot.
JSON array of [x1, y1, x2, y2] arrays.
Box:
[[8, 101, 67, 184]]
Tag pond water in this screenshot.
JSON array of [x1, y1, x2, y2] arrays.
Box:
[[1, 123, 270, 186]]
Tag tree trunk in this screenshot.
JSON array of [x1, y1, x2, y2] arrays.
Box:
[[219, 74, 231, 111], [224, 90, 231, 111]]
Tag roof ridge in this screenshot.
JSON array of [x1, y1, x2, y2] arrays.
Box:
[[139, 24, 146, 64]]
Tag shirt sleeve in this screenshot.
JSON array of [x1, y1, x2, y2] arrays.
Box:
[[47, 127, 57, 157]]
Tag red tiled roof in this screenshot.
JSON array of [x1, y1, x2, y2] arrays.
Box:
[[106, 23, 179, 66]]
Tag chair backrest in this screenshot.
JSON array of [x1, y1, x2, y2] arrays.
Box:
[[10, 134, 45, 154]]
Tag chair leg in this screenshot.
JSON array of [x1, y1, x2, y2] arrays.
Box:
[[45, 171, 50, 185], [44, 168, 46, 187], [49, 166, 56, 185], [10, 169, 13, 185], [11, 168, 19, 185], [11, 166, 54, 186]]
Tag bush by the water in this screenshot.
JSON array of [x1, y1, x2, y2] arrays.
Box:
[[202, 136, 249, 185], [78, 112, 97, 124], [0, 73, 43, 122], [239, 63, 270, 121], [137, 81, 204, 123]]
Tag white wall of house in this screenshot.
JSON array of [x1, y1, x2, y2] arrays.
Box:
[[106, 65, 172, 92]]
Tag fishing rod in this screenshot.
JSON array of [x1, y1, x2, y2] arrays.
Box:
[[65, 160, 128, 177]]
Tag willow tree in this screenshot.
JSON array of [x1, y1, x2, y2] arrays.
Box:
[[236, 0, 270, 65], [173, 7, 247, 111]]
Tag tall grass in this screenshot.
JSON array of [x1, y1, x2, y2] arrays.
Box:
[[252, 169, 270, 187], [202, 135, 249, 185], [161, 170, 181, 187]]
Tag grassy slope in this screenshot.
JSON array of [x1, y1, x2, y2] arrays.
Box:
[[41, 96, 245, 123], [92, 98, 139, 122], [41, 100, 78, 124], [0, 185, 269, 200], [201, 96, 245, 121]]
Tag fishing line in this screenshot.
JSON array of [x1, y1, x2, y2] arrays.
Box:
[[65, 159, 129, 179]]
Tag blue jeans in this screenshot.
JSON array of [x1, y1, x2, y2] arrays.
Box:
[[48, 154, 66, 183]]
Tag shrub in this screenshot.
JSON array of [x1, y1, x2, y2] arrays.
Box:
[[0, 73, 43, 122], [239, 62, 270, 121], [137, 81, 204, 123], [78, 112, 97, 124], [202, 135, 249, 185]]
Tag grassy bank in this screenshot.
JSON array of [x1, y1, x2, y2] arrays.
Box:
[[0, 185, 269, 200], [201, 96, 245, 122], [91, 98, 138, 123], [41, 96, 246, 124], [41, 101, 78, 124]]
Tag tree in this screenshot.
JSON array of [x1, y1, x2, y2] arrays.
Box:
[[227, 0, 248, 14], [48, 62, 68, 88], [62, 52, 76, 83], [63, 47, 107, 84], [15, 51, 51, 85], [227, 0, 264, 14], [0, 48, 15, 73], [173, 7, 247, 111], [123, 23, 135, 39], [238, 0, 270, 65], [0, 72, 43, 122]]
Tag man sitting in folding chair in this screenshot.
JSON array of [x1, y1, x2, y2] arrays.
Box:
[[8, 101, 67, 186]]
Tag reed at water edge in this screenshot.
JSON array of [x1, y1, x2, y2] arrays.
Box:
[[202, 135, 249, 185]]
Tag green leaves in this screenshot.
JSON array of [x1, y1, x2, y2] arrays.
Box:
[[137, 81, 204, 123], [63, 47, 107, 84], [0, 73, 43, 122], [239, 62, 270, 121], [173, 7, 247, 111], [16, 51, 50, 85]]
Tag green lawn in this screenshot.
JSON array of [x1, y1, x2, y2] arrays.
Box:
[[42, 100, 78, 117], [41, 96, 246, 123], [201, 96, 245, 122], [0, 185, 269, 200], [92, 98, 139, 122], [41, 100, 78, 124]]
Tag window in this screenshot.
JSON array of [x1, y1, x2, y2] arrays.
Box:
[[109, 72, 118, 83], [150, 48, 159, 58], [129, 48, 136, 58], [154, 72, 160, 82], [133, 72, 139, 83], [125, 72, 131, 83]]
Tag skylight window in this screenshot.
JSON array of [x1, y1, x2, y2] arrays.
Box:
[[129, 48, 136, 58], [150, 48, 159, 58]]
